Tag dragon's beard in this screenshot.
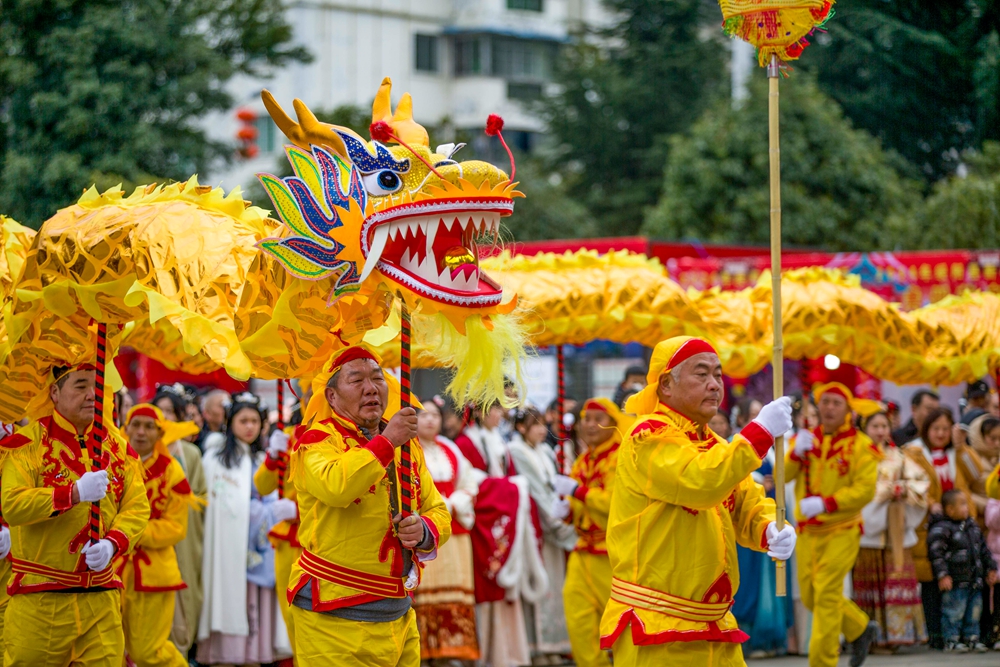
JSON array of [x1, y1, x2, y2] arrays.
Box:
[[414, 310, 528, 409]]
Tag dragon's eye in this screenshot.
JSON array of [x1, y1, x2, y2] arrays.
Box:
[[362, 170, 403, 195]]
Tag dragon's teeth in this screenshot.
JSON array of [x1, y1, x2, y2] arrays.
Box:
[[425, 218, 439, 258], [360, 225, 390, 283]]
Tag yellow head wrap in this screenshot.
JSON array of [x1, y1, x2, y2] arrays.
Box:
[[581, 397, 634, 440], [624, 336, 718, 416], [303, 344, 418, 426], [811, 382, 883, 421], [124, 403, 199, 457]]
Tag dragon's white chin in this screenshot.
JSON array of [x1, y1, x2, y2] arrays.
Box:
[[360, 199, 512, 306]]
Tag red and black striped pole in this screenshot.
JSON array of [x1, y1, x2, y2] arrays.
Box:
[[398, 296, 414, 519], [276, 379, 286, 498], [556, 344, 566, 474], [87, 323, 108, 545]]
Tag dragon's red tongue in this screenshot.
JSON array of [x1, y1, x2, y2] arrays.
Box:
[[450, 263, 478, 281]]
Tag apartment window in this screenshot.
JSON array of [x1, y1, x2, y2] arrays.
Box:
[[454, 37, 483, 75], [492, 38, 555, 80], [415, 34, 438, 72], [508, 0, 542, 10], [254, 116, 277, 153], [507, 81, 544, 101]]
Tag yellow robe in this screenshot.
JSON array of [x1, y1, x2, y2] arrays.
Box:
[[0, 410, 149, 666], [786, 424, 880, 667], [287, 412, 451, 666], [600, 403, 776, 667], [986, 463, 1000, 499], [254, 425, 303, 655], [565, 434, 620, 667], [120, 448, 191, 667]]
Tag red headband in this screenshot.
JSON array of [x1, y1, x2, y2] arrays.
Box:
[[127, 405, 161, 424], [583, 400, 608, 414], [667, 338, 717, 370], [328, 346, 378, 373], [821, 386, 851, 400]]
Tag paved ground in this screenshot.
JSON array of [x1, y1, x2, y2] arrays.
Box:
[[754, 646, 999, 666]]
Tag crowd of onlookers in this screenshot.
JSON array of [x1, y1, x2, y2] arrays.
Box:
[[99, 370, 1000, 666], [716, 379, 1000, 658]]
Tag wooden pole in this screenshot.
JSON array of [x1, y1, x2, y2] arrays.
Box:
[[768, 55, 787, 597], [276, 379, 286, 498], [88, 323, 108, 545]]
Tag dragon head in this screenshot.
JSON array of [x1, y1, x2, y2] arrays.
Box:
[[257, 78, 521, 318]]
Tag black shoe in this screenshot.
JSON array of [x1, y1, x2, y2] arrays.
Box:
[[850, 621, 879, 667]]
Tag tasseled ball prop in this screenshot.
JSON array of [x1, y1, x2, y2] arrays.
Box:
[[369, 120, 394, 143], [484, 114, 515, 181]]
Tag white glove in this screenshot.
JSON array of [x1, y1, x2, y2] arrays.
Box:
[[800, 496, 826, 519], [550, 498, 571, 521], [271, 498, 298, 523], [75, 470, 109, 503], [793, 429, 814, 457], [553, 474, 579, 497], [0, 526, 9, 560], [766, 522, 796, 560], [562, 413, 576, 429], [752, 396, 793, 438], [268, 429, 289, 456], [81, 539, 115, 572]]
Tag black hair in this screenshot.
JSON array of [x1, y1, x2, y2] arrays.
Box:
[[152, 384, 189, 421], [910, 389, 940, 409], [418, 396, 444, 415], [980, 416, 1000, 437], [513, 405, 544, 431], [623, 365, 646, 380], [941, 489, 964, 511], [218, 392, 266, 469]]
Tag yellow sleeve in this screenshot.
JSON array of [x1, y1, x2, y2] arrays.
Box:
[[254, 455, 281, 496], [298, 435, 395, 509], [732, 476, 776, 552], [630, 429, 770, 511], [106, 445, 151, 554], [575, 452, 619, 528], [415, 446, 452, 552], [1, 450, 66, 527], [139, 463, 189, 550], [987, 464, 1000, 499], [784, 440, 803, 481], [829, 444, 879, 513]]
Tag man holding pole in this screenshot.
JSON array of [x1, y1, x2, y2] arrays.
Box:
[[286, 345, 452, 666], [600, 335, 796, 667], [0, 362, 149, 666], [787, 382, 880, 667]]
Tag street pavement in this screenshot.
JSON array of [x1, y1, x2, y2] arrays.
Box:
[[754, 646, 1000, 666]]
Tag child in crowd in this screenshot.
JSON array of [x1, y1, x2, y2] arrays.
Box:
[[927, 490, 999, 653]]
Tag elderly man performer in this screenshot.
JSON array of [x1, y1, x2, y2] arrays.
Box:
[[120, 404, 198, 667], [287, 345, 452, 666], [599, 336, 797, 667], [788, 382, 880, 667], [1, 362, 150, 666]]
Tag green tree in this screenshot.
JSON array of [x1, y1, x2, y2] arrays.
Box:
[[642, 76, 921, 251], [0, 0, 310, 227], [806, 0, 1000, 180], [905, 142, 1000, 249], [537, 0, 726, 235]]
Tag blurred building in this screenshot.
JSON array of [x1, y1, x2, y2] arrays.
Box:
[[206, 0, 613, 189]]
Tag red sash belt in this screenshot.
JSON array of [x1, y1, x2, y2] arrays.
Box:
[[10, 556, 116, 588], [299, 549, 406, 599]]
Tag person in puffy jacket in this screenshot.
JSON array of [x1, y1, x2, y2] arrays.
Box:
[[927, 490, 998, 652]]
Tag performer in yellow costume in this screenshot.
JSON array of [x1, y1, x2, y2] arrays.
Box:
[[0, 363, 149, 667], [287, 346, 452, 666], [787, 382, 881, 667], [987, 463, 1000, 499], [120, 404, 197, 667], [554, 398, 629, 667], [254, 422, 303, 656], [600, 336, 796, 667]]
